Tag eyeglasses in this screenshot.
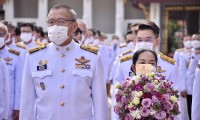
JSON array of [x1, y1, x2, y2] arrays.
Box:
[[0, 32, 6, 37], [46, 18, 75, 26], [136, 37, 157, 43]]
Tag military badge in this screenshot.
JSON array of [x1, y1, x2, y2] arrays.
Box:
[[37, 60, 48, 71], [3, 57, 13, 65], [156, 66, 166, 73], [75, 56, 91, 69], [40, 82, 45, 90]]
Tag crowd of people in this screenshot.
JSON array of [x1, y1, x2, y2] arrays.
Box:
[[0, 4, 200, 120]]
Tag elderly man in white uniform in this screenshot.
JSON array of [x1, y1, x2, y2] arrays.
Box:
[[0, 23, 22, 120], [19, 4, 108, 120]]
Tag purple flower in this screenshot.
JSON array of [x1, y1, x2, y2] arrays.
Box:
[[125, 114, 133, 120], [140, 107, 150, 117], [121, 96, 128, 104], [114, 106, 120, 114], [161, 94, 170, 102], [141, 98, 152, 108], [164, 101, 173, 110], [155, 111, 167, 119], [134, 84, 143, 91], [152, 96, 159, 103], [145, 83, 155, 92]]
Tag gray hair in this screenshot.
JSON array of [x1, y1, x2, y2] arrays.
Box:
[[49, 4, 77, 22], [0, 22, 8, 33]]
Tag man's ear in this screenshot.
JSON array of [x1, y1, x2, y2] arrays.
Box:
[[155, 37, 160, 46], [72, 22, 78, 33]]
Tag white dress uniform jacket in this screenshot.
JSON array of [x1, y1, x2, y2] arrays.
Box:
[[0, 46, 22, 118], [192, 60, 200, 120], [20, 40, 108, 120], [0, 58, 10, 120], [188, 50, 200, 92]]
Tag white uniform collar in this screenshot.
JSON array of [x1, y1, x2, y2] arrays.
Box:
[[52, 39, 77, 53]]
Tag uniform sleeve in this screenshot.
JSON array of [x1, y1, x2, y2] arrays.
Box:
[[192, 60, 200, 120], [19, 54, 36, 120], [114, 62, 124, 83], [179, 55, 187, 91], [1, 59, 10, 119], [14, 56, 23, 110], [92, 54, 109, 120], [188, 55, 199, 91], [173, 51, 180, 66]]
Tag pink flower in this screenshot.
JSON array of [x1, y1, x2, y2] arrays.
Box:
[[145, 83, 155, 92], [164, 101, 173, 110], [114, 106, 120, 114], [140, 107, 150, 117], [161, 94, 170, 102], [121, 96, 128, 104], [152, 96, 159, 103], [155, 111, 167, 119], [125, 114, 133, 120], [141, 98, 152, 108]]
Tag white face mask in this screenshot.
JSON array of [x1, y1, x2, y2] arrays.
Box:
[[0, 37, 5, 48], [48, 25, 69, 45], [135, 42, 154, 50], [20, 33, 32, 42], [191, 40, 200, 49], [183, 41, 192, 48], [127, 42, 135, 49]]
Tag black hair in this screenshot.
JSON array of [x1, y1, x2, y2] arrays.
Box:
[[135, 21, 160, 38], [130, 49, 158, 71], [20, 23, 34, 31], [74, 27, 82, 36], [15, 27, 21, 36]]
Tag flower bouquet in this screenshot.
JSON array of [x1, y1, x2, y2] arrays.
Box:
[[114, 73, 180, 120]]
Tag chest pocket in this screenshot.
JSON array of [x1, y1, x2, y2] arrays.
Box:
[[31, 70, 53, 79], [72, 69, 93, 78]]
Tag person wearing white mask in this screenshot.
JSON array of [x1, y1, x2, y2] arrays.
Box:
[[20, 4, 108, 120], [178, 35, 193, 120], [19, 23, 43, 50], [0, 22, 23, 120], [113, 21, 181, 120], [174, 35, 192, 67]]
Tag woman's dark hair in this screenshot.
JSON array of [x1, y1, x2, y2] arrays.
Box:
[[132, 49, 158, 65], [130, 49, 158, 72]]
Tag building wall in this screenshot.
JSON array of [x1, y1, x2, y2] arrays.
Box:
[[48, 0, 83, 19], [92, 0, 115, 33], [124, 0, 145, 19], [14, 0, 38, 18]]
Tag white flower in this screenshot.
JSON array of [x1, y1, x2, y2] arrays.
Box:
[[130, 108, 141, 119]]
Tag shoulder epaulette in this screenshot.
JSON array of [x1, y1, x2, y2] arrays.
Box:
[[195, 50, 200, 55], [121, 49, 132, 56], [28, 45, 46, 54], [80, 45, 98, 54], [16, 42, 26, 49], [8, 49, 20, 56], [35, 41, 44, 46], [120, 55, 133, 63], [183, 49, 191, 53], [119, 44, 127, 48], [176, 48, 184, 52], [157, 52, 175, 65]]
